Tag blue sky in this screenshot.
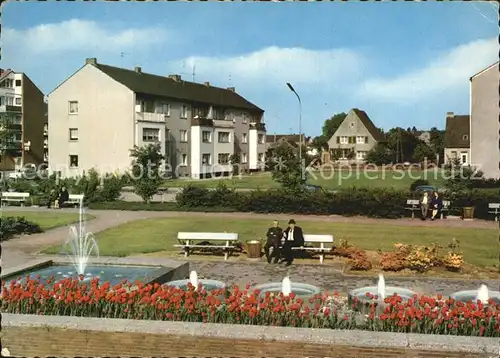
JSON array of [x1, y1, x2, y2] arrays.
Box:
[[2, 1, 498, 136]]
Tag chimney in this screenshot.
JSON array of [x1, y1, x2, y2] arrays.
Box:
[[85, 58, 97, 65], [134, 66, 142, 73], [168, 74, 182, 82], [227, 87, 235, 92], [446, 112, 454, 118], [204, 81, 210, 86]]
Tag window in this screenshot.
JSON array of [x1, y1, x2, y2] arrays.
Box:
[[218, 131, 230, 143], [242, 114, 248, 124], [350, 122, 355, 128], [15, 79, 21, 87], [451, 151, 457, 158], [69, 101, 78, 114], [241, 133, 248, 143], [181, 104, 188, 118], [12, 133, 21, 142], [162, 103, 170, 116], [180, 154, 188, 166], [180, 130, 188, 142], [0, 79, 13, 88], [258, 153, 265, 162], [356, 151, 367, 160], [69, 128, 78, 141], [69, 155, 79, 168], [142, 128, 160, 142], [202, 131, 211, 143], [1, 96, 14, 106], [339, 136, 348, 144], [218, 153, 230, 164], [462, 134, 469, 141], [202, 153, 211, 165], [258, 134, 265, 144], [241, 153, 248, 163], [15, 97, 21, 105], [461, 152, 468, 164], [356, 136, 368, 144]]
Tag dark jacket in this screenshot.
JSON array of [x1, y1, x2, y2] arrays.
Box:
[[431, 197, 443, 210], [59, 189, 69, 202], [266, 227, 283, 246], [282, 226, 305, 246]]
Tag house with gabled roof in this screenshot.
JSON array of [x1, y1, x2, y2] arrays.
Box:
[[325, 108, 385, 163], [444, 112, 470, 165], [48, 58, 266, 178]]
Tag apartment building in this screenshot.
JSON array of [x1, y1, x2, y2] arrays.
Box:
[[0, 69, 45, 172], [470, 62, 500, 178], [48, 58, 266, 178], [325, 108, 385, 163], [443, 112, 470, 165]]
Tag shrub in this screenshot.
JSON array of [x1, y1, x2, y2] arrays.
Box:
[[443, 252, 464, 272], [0, 216, 43, 241], [410, 179, 429, 191], [407, 246, 434, 273]]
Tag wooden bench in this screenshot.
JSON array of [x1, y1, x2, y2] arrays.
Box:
[[291, 234, 334, 264], [174, 232, 239, 260], [488, 203, 500, 221], [405, 199, 420, 218], [1, 192, 30, 206], [66, 194, 84, 207]]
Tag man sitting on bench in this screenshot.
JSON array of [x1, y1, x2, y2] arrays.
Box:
[[58, 186, 69, 208], [264, 220, 283, 264], [281, 219, 304, 267]]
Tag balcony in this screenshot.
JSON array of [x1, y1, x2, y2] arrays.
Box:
[[0, 105, 21, 113], [135, 112, 166, 123], [213, 119, 234, 128], [191, 117, 214, 127], [249, 122, 266, 131]]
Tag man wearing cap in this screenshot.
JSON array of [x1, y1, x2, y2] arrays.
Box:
[[264, 220, 283, 264], [281, 219, 305, 266]]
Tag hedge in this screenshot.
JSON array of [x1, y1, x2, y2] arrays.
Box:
[[90, 185, 500, 220]]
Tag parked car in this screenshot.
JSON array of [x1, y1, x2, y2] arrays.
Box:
[[305, 184, 323, 192], [414, 185, 436, 194]]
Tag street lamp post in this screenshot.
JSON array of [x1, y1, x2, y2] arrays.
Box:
[[286, 82, 303, 179]]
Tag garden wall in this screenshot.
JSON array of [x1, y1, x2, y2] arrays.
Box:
[[3, 314, 498, 357]]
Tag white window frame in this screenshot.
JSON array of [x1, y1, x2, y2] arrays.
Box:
[[180, 130, 188, 142], [142, 128, 160, 142], [69, 101, 78, 114], [356, 151, 366, 160], [181, 104, 188, 119], [340, 136, 348, 144], [461, 152, 468, 165], [69, 128, 78, 141], [356, 136, 366, 144], [162, 103, 171, 116], [241, 153, 248, 163], [258, 153, 265, 162], [218, 153, 230, 164], [218, 131, 230, 143], [202, 153, 211, 165], [180, 154, 188, 166], [258, 134, 265, 144], [15, 97, 21, 105], [69, 155, 79, 168], [202, 131, 212, 143]]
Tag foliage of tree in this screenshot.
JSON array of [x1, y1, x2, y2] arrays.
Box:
[[444, 158, 483, 204], [365, 143, 393, 165], [0, 113, 14, 160], [385, 127, 422, 162], [229, 153, 241, 175], [428, 127, 445, 163], [265, 141, 305, 192], [310, 112, 348, 152], [129, 143, 165, 203], [413, 142, 436, 163]]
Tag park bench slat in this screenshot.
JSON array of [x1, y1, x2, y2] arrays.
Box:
[[175, 232, 239, 260]]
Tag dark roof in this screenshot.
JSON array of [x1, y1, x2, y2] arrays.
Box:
[[351, 109, 386, 142], [266, 134, 301, 143], [94, 63, 263, 113], [444, 115, 470, 148]]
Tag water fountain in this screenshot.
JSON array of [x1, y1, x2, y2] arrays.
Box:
[[349, 274, 416, 312], [451, 284, 500, 305], [166, 270, 226, 291], [254, 276, 321, 299]]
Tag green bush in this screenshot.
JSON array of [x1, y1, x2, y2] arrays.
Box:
[[88, 201, 237, 212], [0, 216, 43, 241]]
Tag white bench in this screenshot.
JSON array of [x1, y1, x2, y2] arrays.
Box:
[[488, 203, 500, 221], [1, 192, 30, 206], [66, 194, 84, 207], [291, 234, 334, 264], [405, 199, 420, 218], [174, 232, 239, 260]]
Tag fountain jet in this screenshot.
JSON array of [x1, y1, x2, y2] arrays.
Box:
[[189, 270, 199, 290], [377, 274, 386, 300], [62, 201, 99, 276], [476, 284, 489, 303], [281, 276, 292, 296]]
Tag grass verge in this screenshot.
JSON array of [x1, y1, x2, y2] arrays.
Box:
[[3, 211, 94, 231]]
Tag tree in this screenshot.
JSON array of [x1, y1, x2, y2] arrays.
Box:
[[413, 142, 436, 163], [310, 112, 348, 153], [129, 143, 165, 203], [229, 152, 241, 175], [0, 113, 14, 165], [265, 141, 305, 192], [429, 127, 445, 164], [365, 143, 393, 165], [385, 127, 421, 162]]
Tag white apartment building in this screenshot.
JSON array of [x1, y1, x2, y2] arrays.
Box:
[[48, 58, 266, 178]]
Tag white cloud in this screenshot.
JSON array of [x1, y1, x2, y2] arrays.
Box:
[[167, 46, 366, 89], [357, 37, 498, 102], [2, 19, 168, 55]]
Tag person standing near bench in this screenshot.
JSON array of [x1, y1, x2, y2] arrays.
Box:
[[420, 192, 429, 220], [430, 191, 443, 221], [264, 220, 283, 264], [281, 219, 304, 267]]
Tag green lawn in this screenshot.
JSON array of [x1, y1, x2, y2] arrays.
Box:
[[163, 169, 445, 190], [4, 211, 94, 231], [43, 217, 497, 267]]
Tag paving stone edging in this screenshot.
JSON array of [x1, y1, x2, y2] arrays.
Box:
[[3, 314, 499, 354]]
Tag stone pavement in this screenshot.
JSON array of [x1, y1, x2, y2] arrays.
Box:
[[2, 207, 499, 295]]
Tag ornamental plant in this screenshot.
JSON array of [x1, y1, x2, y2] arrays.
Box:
[[2, 276, 499, 337]]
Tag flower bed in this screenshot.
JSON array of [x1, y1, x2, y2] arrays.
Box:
[[2, 276, 499, 337]]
